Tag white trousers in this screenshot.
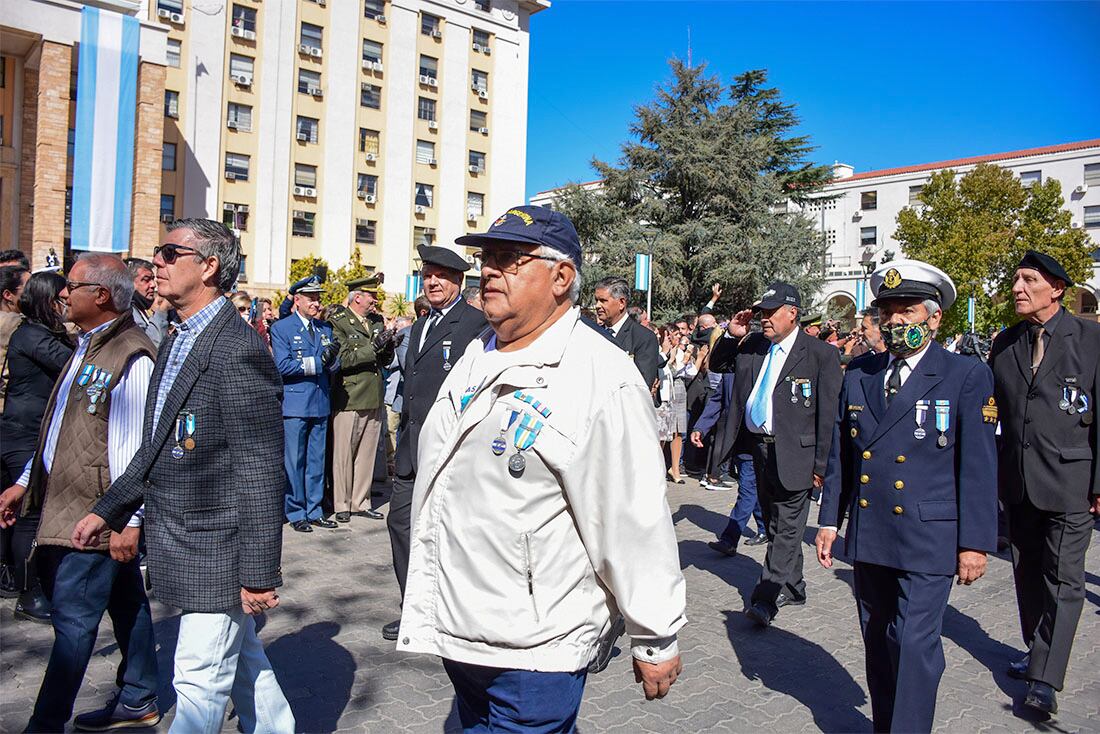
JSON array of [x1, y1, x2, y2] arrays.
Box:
[[170, 609, 295, 733]]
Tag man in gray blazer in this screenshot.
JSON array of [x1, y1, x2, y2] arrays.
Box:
[[73, 219, 294, 733]]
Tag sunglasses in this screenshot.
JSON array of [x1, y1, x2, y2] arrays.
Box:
[[471, 249, 557, 274], [153, 243, 205, 265]]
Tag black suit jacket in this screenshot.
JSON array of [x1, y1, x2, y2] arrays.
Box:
[[395, 299, 487, 476], [613, 316, 660, 391], [710, 329, 843, 490], [94, 299, 286, 613], [989, 309, 1100, 512]]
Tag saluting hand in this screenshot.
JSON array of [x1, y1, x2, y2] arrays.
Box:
[[815, 527, 838, 569], [634, 655, 683, 701], [956, 549, 987, 585], [726, 310, 753, 339]]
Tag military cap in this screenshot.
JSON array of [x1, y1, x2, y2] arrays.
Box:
[[290, 274, 324, 295], [455, 205, 582, 267], [417, 244, 471, 272], [1017, 250, 1074, 287], [799, 310, 822, 327], [753, 281, 802, 311], [346, 274, 382, 292], [870, 259, 956, 311]]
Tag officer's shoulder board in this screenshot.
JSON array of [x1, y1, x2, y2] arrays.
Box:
[[981, 396, 997, 424]]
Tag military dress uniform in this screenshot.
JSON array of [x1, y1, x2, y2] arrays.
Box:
[[270, 277, 339, 529], [819, 261, 999, 733]]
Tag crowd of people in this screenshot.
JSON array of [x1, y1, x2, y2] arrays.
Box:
[[0, 203, 1095, 733]]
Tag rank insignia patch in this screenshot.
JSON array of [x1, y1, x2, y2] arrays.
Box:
[[981, 396, 998, 424]]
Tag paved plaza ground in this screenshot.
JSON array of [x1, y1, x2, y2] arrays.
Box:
[[2, 477, 1098, 733]]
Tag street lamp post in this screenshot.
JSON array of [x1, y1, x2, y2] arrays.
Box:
[[859, 251, 877, 312]]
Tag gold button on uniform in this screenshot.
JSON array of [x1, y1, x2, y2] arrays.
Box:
[[896, 455, 906, 463], [894, 480, 904, 490], [860, 474, 870, 484], [862, 450, 872, 460], [859, 498, 869, 508], [893, 505, 904, 515]]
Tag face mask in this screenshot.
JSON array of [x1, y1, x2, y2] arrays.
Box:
[[882, 320, 933, 355]]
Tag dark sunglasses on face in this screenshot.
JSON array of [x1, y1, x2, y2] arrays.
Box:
[[154, 243, 205, 265]]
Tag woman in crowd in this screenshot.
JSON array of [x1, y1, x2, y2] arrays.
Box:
[[0, 265, 30, 597], [0, 271, 73, 622], [251, 297, 274, 348], [656, 325, 696, 484]]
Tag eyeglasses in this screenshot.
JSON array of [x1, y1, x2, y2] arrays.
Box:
[[65, 280, 103, 292], [471, 249, 557, 274], [153, 243, 205, 265]]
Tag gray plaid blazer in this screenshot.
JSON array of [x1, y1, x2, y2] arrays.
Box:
[[94, 299, 285, 612]]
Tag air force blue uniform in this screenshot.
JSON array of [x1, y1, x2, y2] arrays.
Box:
[[819, 340, 999, 732], [271, 313, 338, 523]]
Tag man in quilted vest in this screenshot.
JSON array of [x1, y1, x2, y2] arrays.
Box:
[[0, 254, 159, 732]]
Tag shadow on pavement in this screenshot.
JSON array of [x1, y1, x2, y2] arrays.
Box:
[[264, 620, 357, 733], [722, 609, 871, 732]]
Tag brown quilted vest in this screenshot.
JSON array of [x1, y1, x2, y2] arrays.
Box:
[[29, 313, 155, 548]]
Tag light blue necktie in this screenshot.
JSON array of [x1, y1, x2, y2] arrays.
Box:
[[749, 343, 780, 429]]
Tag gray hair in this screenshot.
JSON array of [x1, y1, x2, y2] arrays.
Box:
[[861, 307, 880, 326], [76, 253, 134, 312], [167, 218, 240, 292], [124, 257, 154, 279], [536, 246, 582, 303], [593, 275, 629, 302]]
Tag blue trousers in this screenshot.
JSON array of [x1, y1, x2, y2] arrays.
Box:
[[719, 453, 766, 546], [442, 659, 588, 733], [854, 561, 953, 733], [28, 547, 158, 732], [284, 416, 327, 522]]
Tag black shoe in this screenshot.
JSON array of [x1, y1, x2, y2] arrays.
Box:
[[356, 509, 384, 520], [335, 512, 351, 523], [310, 518, 338, 529], [14, 589, 51, 624], [745, 603, 772, 628], [0, 564, 19, 598], [775, 593, 806, 609], [744, 534, 770, 547], [1007, 653, 1029, 680], [74, 693, 161, 731], [707, 540, 738, 557], [588, 615, 626, 674], [382, 619, 401, 641], [1023, 681, 1057, 715], [292, 520, 313, 533]]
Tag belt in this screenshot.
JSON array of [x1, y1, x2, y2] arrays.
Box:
[[750, 433, 776, 444]]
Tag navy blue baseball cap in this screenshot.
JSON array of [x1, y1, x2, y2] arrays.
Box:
[[455, 205, 582, 267]]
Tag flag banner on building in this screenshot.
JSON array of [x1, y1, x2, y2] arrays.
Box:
[[634, 253, 651, 291], [968, 296, 976, 328], [855, 280, 866, 312], [71, 6, 139, 253], [406, 274, 423, 302]]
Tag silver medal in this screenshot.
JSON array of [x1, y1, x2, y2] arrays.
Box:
[[172, 445, 185, 459], [1059, 399, 1071, 410], [937, 434, 948, 448], [804, 399, 811, 408], [87, 403, 97, 415], [914, 427, 926, 440], [508, 452, 526, 473]]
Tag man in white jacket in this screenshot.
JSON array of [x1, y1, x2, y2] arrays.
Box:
[[398, 206, 686, 731]]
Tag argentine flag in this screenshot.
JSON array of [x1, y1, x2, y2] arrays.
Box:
[[71, 6, 140, 253]]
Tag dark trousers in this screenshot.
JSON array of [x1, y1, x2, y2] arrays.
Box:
[[854, 561, 952, 734], [1, 446, 39, 592], [284, 416, 328, 522], [442, 659, 587, 733], [387, 473, 415, 599], [748, 439, 811, 614], [28, 547, 158, 732], [719, 453, 766, 546], [1007, 495, 1093, 690]]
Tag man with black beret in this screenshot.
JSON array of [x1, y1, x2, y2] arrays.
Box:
[[987, 249, 1100, 716], [382, 244, 486, 641]]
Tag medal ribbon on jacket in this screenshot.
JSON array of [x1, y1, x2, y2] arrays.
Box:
[[492, 409, 520, 455], [512, 391, 552, 418], [934, 399, 950, 447], [86, 370, 112, 415], [914, 400, 928, 440], [508, 412, 544, 474]]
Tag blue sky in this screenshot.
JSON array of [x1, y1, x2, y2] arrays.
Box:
[[524, 1, 1100, 198]]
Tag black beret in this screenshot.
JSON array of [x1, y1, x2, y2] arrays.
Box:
[[417, 244, 471, 273], [1017, 250, 1073, 287]]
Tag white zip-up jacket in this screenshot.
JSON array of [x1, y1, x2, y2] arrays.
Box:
[[397, 307, 687, 672]]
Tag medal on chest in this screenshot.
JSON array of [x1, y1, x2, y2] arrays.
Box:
[[173, 410, 196, 459], [913, 400, 929, 440], [933, 400, 950, 447], [442, 340, 452, 371], [85, 369, 113, 415], [492, 409, 519, 456]]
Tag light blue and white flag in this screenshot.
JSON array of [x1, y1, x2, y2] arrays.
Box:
[[405, 274, 423, 302], [634, 253, 651, 291], [71, 6, 140, 253], [968, 296, 976, 328]]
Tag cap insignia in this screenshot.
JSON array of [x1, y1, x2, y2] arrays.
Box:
[[883, 268, 902, 289]]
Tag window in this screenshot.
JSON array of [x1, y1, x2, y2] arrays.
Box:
[[158, 0, 183, 12], [1020, 170, 1041, 187], [472, 29, 490, 49], [467, 192, 484, 217], [364, 0, 385, 20], [229, 54, 254, 78], [298, 69, 321, 94], [68, 128, 76, 162], [417, 97, 436, 122], [160, 194, 175, 220], [860, 191, 877, 211], [361, 83, 381, 109], [471, 69, 488, 93], [470, 109, 487, 132], [469, 150, 486, 172], [164, 90, 179, 118], [1084, 206, 1100, 229], [421, 13, 440, 35], [908, 185, 924, 206], [414, 226, 434, 246], [296, 116, 319, 143], [231, 4, 256, 32], [359, 128, 380, 155], [237, 256, 247, 282], [1084, 163, 1100, 187], [363, 40, 383, 64], [166, 38, 182, 68], [414, 183, 434, 208], [162, 142, 177, 171], [225, 152, 250, 180], [223, 203, 249, 231], [355, 219, 377, 245], [860, 226, 877, 248], [300, 23, 323, 50], [292, 210, 315, 237], [227, 102, 252, 131], [357, 173, 378, 196], [294, 164, 317, 188], [416, 140, 435, 164], [419, 55, 438, 81], [474, 0, 490, 10]]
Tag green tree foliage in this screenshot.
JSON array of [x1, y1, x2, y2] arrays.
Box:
[[554, 61, 832, 316], [895, 164, 1094, 336], [286, 248, 382, 308]]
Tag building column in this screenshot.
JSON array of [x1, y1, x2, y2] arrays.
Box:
[[25, 41, 71, 269], [17, 61, 39, 255], [130, 60, 166, 259]]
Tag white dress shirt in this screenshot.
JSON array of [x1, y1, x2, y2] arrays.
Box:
[[883, 343, 932, 398], [744, 327, 800, 435], [607, 311, 630, 338], [417, 295, 461, 350], [18, 319, 153, 527], [295, 310, 320, 376]]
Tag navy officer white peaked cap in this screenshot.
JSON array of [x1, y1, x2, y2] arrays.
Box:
[[870, 259, 957, 312]]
